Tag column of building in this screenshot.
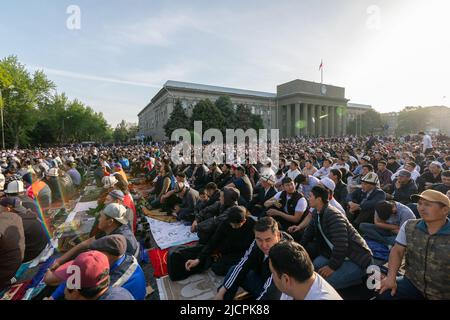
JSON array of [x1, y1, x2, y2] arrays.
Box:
[[302, 103, 308, 136], [295, 103, 301, 137]]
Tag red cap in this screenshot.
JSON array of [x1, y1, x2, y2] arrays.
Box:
[[55, 251, 110, 289]]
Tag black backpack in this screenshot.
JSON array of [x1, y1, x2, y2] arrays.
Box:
[[196, 213, 228, 245], [167, 244, 204, 281]]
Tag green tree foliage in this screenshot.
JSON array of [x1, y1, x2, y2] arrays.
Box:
[[347, 109, 383, 135], [113, 120, 138, 143], [235, 104, 253, 130], [0, 56, 55, 148], [164, 99, 190, 138], [396, 106, 427, 135], [0, 56, 112, 147], [250, 114, 265, 131], [190, 99, 225, 132], [214, 96, 238, 129]]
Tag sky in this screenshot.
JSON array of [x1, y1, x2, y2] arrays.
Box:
[[1, 0, 449, 126]]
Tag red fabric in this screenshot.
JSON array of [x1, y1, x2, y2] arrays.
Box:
[[148, 241, 198, 278], [27, 186, 35, 200], [1, 280, 31, 301], [145, 160, 153, 172], [148, 248, 169, 278], [123, 193, 137, 234]]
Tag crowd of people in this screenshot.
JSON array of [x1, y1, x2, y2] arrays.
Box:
[[0, 131, 449, 300]]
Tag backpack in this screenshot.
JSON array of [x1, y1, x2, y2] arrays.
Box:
[[167, 244, 204, 281], [196, 214, 228, 245]]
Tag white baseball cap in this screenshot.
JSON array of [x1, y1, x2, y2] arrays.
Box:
[[5, 180, 25, 194]]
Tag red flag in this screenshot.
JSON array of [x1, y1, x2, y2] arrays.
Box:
[[319, 60, 324, 70]]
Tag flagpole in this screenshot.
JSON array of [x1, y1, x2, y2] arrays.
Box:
[[320, 59, 324, 84]]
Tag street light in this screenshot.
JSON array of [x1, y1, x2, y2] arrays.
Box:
[[0, 85, 15, 150]]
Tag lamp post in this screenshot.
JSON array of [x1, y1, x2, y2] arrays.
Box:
[[0, 85, 15, 150]]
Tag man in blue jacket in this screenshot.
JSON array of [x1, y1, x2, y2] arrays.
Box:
[[45, 235, 146, 300], [347, 172, 386, 230]]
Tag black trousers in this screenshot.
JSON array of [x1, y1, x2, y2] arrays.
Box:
[[348, 209, 375, 231]]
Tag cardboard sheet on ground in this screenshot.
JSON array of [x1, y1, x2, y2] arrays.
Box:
[[65, 201, 98, 223], [73, 201, 98, 213], [143, 207, 177, 223], [145, 217, 199, 249], [157, 270, 224, 300]]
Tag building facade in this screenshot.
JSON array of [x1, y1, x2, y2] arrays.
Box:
[[138, 79, 371, 141]]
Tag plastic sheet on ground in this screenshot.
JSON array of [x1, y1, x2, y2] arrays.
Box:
[[145, 217, 199, 250]]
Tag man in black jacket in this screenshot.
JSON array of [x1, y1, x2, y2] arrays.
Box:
[[430, 170, 450, 194], [214, 217, 292, 300], [249, 174, 277, 218], [416, 161, 442, 192], [301, 185, 373, 290], [190, 188, 240, 243], [329, 169, 348, 209], [217, 164, 233, 189], [386, 156, 401, 177], [392, 170, 418, 205], [227, 166, 253, 207], [194, 182, 220, 215], [348, 172, 386, 230], [184, 206, 256, 276]]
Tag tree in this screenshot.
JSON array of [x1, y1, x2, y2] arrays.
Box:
[[347, 109, 383, 135], [113, 120, 138, 144], [235, 104, 253, 130], [164, 99, 190, 138], [0, 55, 55, 148], [32, 93, 69, 145], [215, 96, 238, 129], [190, 99, 225, 132], [250, 114, 265, 131], [396, 106, 428, 135], [114, 120, 128, 143]]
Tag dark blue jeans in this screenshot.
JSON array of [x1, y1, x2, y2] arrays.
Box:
[[221, 265, 265, 300], [313, 256, 366, 290], [378, 276, 425, 300]]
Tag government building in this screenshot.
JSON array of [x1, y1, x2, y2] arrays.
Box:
[[138, 79, 371, 141]]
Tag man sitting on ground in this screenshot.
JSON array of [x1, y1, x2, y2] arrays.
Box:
[[301, 185, 373, 290], [429, 170, 450, 194], [214, 217, 292, 300], [360, 200, 416, 247], [50, 251, 134, 300], [391, 170, 419, 205], [249, 174, 277, 218], [264, 177, 309, 231], [46, 235, 146, 300], [50, 203, 139, 272], [347, 173, 386, 230], [379, 190, 450, 300]]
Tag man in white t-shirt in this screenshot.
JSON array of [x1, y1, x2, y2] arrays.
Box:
[[264, 177, 308, 231], [269, 241, 342, 300], [419, 132, 433, 155], [331, 157, 350, 172], [286, 160, 301, 181]]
